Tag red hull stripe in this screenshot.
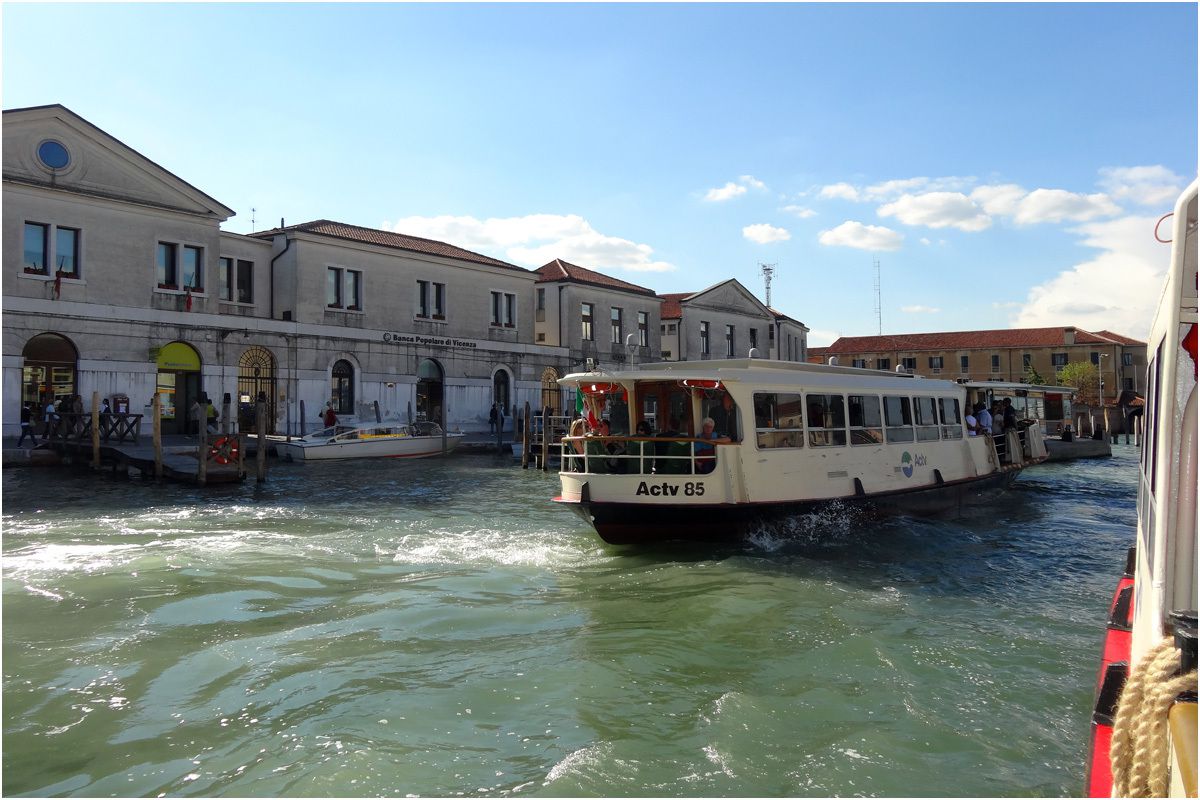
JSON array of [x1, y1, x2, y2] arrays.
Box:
[[1087, 723, 1115, 798]]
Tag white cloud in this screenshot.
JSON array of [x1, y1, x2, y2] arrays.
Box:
[[970, 184, 1027, 217], [991, 301, 1022, 309], [384, 214, 675, 272], [704, 174, 766, 201], [877, 192, 991, 232], [1011, 214, 1169, 339], [863, 176, 974, 201], [807, 328, 841, 348], [818, 220, 903, 251], [820, 182, 860, 201], [1012, 189, 1120, 225], [781, 204, 817, 218], [1098, 166, 1186, 207], [742, 223, 791, 244], [901, 305, 941, 313]]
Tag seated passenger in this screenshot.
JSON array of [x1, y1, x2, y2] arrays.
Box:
[[630, 420, 654, 473], [584, 420, 610, 473], [566, 418, 586, 471], [693, 416, 731, 474]]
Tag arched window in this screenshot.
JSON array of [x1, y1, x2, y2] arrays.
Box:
[[493, 368, 511, 415], [332, 360, 354, 415], [540, 367, 560, 414]]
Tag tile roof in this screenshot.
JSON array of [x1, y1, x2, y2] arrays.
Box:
[[658, 292, 692, 320], [823, 326, 1146, 354], [251, 219, 525, 271], [534, 259, 658, 297]]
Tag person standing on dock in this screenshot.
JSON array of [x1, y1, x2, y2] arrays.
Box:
[[488, 403, 498, 434], [189, 398, 202, 437], [41, 396, 57, 441], [17, 402, 34, 447]]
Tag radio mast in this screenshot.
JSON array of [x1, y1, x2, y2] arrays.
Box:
[[873, 259, 882, 335], [761, 263, 776, 308]]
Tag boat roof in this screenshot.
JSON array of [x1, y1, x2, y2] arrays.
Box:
[[962, 380, 1077, 395], [559, 357, 967, 392]]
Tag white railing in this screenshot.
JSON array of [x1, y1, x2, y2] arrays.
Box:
[[560, 435, 725, 476]]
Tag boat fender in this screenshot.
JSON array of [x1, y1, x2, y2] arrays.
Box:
[[210, 435, 240, 465]]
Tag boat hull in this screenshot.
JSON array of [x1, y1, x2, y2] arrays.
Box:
[[557, 468, 1020, 544], [278, 435, 463, 462]]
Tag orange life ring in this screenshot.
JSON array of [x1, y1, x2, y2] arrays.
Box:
[[210, 435, 239, 465]]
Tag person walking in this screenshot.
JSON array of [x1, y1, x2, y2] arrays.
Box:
[[17, 402, 35, 447], [41, 396, 58, 441]]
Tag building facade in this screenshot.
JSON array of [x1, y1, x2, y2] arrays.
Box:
[[659, 280, 809, 362], [813, 326, 1146, 402], [3, 105, 570, 436]]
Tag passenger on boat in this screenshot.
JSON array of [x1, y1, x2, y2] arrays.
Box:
[[975, 402, 993, 434], [655, 415, 690, 474], [709, 392, 739, 441], [989, 402, 1004, 436], [629, 420, 654, 473], [1001, 398, 1018, 431], [567, 418, 586, 471], [693, 417, 731, 474], [965, 406, 979, 436]]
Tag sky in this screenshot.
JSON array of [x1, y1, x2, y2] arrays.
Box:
[[3, 2, 1196, 345]]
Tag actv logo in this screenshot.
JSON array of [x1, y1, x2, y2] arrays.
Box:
[[901, 451, 914, 478]]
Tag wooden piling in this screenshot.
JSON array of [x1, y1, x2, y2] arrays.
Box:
[[521, 402, 531, 468], [255, 401, 267, 483], [374, 400, 382, 423], [222, 395, 232, 435], [541, 406, 549, 471], [91, 391, 101, 469], [299, 400, 306, 437], [237, 430, 246, 476], [197, 417, 208, 486], [152, 395, 163, 481]]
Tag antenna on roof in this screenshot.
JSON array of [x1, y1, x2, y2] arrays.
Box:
[[251, 207, 256, 230], [873, 258, 882, 335], [761, 263, 776, 308]]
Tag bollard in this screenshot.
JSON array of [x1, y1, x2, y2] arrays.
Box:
[[91, 391, 101, 469], [255, 401, 267, 483], [152, 394, 163, 481], [541, 406, 550, 472]]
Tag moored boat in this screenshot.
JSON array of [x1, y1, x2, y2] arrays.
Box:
[[553, 359, 1046, 544], [1084, 179, 1197, 797], [276, 420, 463, 462]]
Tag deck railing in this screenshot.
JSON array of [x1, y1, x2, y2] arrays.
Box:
[[560, 435, 726, 475], [43, 412, 143, 445]]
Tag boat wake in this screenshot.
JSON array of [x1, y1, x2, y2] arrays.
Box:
[[742, 500, 868, 551]]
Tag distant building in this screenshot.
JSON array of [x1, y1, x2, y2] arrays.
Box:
[[812, 326, 1146, 402], [658, 279, 809, 362]]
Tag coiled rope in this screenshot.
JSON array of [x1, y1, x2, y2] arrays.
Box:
[[1110, 636, 1198, 797]]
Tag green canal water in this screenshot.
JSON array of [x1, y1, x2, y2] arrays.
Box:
[[2, 447, 1139, 796]]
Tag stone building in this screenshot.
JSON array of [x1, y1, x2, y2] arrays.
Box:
[[812, 326, 1146, 402], [2, 104, 569, 436], [659, 279, 809, 362]]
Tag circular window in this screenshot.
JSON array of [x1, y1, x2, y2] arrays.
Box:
[[37, 140, 70, 170]]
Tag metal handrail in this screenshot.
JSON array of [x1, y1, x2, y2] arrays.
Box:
[[559, 434, 727, 475]]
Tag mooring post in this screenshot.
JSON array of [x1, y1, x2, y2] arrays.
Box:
[[407, 401, 413, 426], [237, 430, 246, 477], [152, 394, 163, 481], [255, 401, 267, 483], [541, 406, 550, 472], [222, 392, 232, 435], [299, 399, 306, 437], [91, 391, 101, 469], [521, 402, 531, 468], [197, 415, 208, 486], [374, 400, 382, 423]]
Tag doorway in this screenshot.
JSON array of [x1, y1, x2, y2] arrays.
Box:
[[156, 341, 202, 434], [416, 359, 444, 425]]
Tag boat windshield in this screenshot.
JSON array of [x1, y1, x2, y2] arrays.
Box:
[[308, 424, 355, 440], [411, 421, 444, 436]]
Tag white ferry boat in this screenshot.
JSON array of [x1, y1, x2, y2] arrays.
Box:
[[276, 420, 463, 462], [553, 359, 1047, 544], [1084, 179, 1196, 797]]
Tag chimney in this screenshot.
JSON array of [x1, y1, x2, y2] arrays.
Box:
[[1063, 326, 1076, 345]]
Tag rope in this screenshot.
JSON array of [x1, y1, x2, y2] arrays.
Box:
[[1110, 636, 1198, 797]]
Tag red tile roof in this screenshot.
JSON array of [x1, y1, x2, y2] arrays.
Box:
[[658, 292, 691, 320], [823, 326, 1145, 354], [534, 259, 658, 297], [251, 219, 525, 271]]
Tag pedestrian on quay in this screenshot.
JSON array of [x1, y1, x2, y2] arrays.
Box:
[[189, 398, 202, 437], [488, 403, 498, 434], [41, 396, 58, 441], [17, 401, 35, 447]]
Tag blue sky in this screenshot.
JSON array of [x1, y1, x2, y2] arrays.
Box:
[[4, 3, 1196, 344]]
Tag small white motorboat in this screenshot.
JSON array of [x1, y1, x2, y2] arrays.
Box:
[[276, 420, 464, 462]]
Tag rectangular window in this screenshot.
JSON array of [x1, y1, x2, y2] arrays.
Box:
[[852, 359, 867, 369], [753, 392, 804, 449], [416, 280, 445, 319], [345, 270, 362, 310], [23, 222, 48, 273], [1022, 353, 1032, 369], [902, 357, 916, 371], [914, 396, 940, 441], [878, 358, 891, 371], [236, 259, 253, 303], [848, 395, 883, 445], [749, 328, 758, 350], [806, 394, 847, 447], [929, 356, 944, 369], [327, 266, 342, 307], [725, 325, 735, 357], [939, 397, 963, 439], [991, 354, 1002, 372], [222, 258, 253, 302], [611, 307, 623, 345], [417, 280, 430, 318], [536, 287, 545, 311], [54, 227, 79, 276], [668, 323, 677, 334], [433, 282, 445, 319], [157, 242, 178, 288], [581, 303, 594, 340], [220, 257, 233, 300], [1122, 352, 1133, 367], [1090, 351, 1100, 365], [701, 322, 710, 355], [504, 293, 515, 327], [1051, 352, 1068, 369], [181, 245, 203, 291], [491, 292, 502, 325], [638, 311, 648, 347], [884, 395, 914, 443], [961, 355, 970, 372]]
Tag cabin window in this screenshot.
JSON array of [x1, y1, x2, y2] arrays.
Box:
[[913, 396, 940, 441], [939, 397, 963, 439], [805, 393, 847, 447], [848, 395, 883, 445], [884, 396, 914, 443], [753, 392, 804, 449]]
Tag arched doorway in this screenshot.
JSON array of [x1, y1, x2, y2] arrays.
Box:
[[493, 367, 511, 417], [238, 346, 277, 434], [155, 341, 202, 435], [331, 359, 355, 415], [540, 367, 560, 414], [416, 359, 444, 425], [22, 333, 78, 408]]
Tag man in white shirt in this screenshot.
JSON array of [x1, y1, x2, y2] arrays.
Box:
[[964, 408, 978, 436], [975, 402, 993, 435]]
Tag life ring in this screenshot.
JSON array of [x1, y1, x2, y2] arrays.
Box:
[[210, 435, 239, 465]]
